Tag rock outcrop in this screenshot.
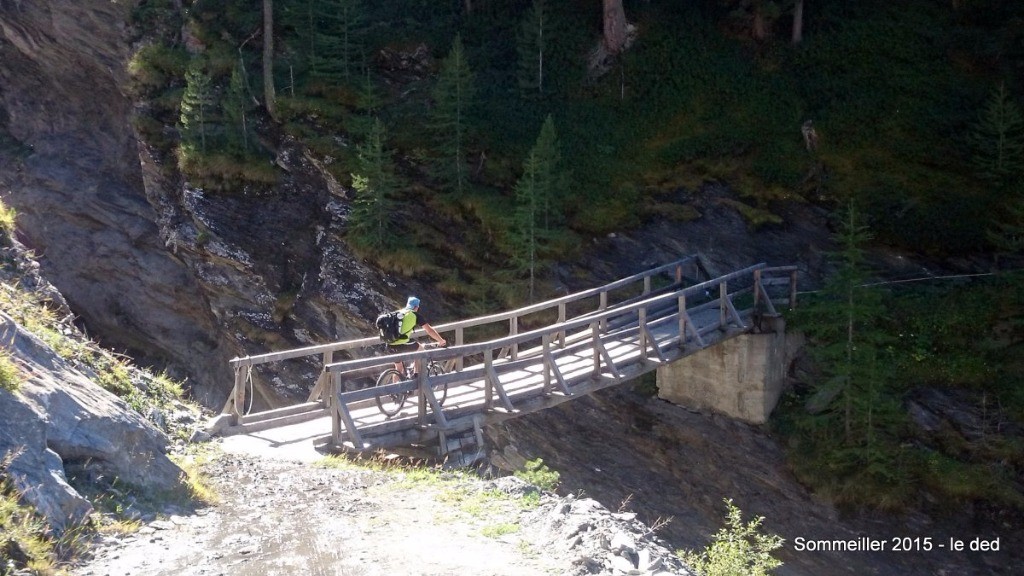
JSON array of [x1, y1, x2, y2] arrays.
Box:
[[0, 312, 183, 532], [0, 0, 234, 403]]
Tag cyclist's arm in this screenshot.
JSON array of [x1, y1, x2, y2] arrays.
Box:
[[421, 323, 447, 347]]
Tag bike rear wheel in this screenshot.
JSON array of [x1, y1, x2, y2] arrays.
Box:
[[374, 368, 406, 417], [427, 362, 448, 406]]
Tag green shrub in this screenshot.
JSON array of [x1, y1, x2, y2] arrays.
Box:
[[514, 458, 559, 491], [678, 498, 784, 576], [0, 352, 19, 393], [128, 43, 189, 94], [0, 200, 16, 242]]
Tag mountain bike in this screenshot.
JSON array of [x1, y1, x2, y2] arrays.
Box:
[[375, 344, 448, 417]]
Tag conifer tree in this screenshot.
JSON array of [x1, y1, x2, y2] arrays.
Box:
[[793, 202, 895, 448], [349, 118, 398, 249], [512, 149, 542, 301], [179, 58, 215, 155], [223, 63, 253, 155], [531, 115, 567, 231], [516, 0, 547, 97], [430, 35, 476, 197], [510, 115, 567, 300], [350, 67, 382, 140], [969, 83, 1024, 188], [308, 0, 366, 86]]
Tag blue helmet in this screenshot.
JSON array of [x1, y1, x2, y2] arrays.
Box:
[[406, 296, 421, 309]]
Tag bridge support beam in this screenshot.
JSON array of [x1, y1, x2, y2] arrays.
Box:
[[656, 317, 803, 424]]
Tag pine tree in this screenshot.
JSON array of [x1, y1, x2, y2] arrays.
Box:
[[308, 0, 366, 86], [349, 67, 382, 140], [511, 149, 542, 301], [223, 63, 253, 155], [516, 0, 547, 97], [509, 115, 567, 300], [179, 58, 215, 155], [793, 202, 894, 448], [969, 83, 1024, 188], [531, 115, 567, 231], [430, 35, 476, 197], [349, 118, 398, 249]]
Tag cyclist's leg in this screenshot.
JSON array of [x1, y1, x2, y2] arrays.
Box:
[[388, 342, 418, 378]]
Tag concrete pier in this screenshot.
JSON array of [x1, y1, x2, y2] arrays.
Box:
[[656, 317, 803, 424]]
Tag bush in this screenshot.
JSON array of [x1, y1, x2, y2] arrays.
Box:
[[678, 498, 784, 576], [514, 458, 559, 492], [0, 200, 16, 243], [0, 352, 19, 393]]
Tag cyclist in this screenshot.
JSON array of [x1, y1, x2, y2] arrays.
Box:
[[385, 296, 447, 377]]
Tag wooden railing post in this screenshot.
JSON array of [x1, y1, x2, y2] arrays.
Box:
[[510, 316, 519, 360], [790, 270, 798, 308], [455, 326, 465, 371], [416, 357, 427, 423], [599, 291, 608, 331], [638, 306, 648, 361], [675, 264, 683, 284], [557, 303, 566, 347], [643, 275, 651, 295], [719, 281, 728, 328], [753, 269, 762, 312], [677, 293, 687, 349], [330, 373, 341, 445], [233, 364, 247, 420], [591, 322, 601, 376], [542, 334, 552, 394], [484, 348, 495, 409]]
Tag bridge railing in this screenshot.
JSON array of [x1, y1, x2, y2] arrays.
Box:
[[322, 263, 799, 449], [222, 255, 713, 420]]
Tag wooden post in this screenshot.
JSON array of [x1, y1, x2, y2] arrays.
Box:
[[510, 316, 519, 360], [542, 334, 552, 395], [675, 264, 683, 285], [233, 365, 247, 420], [643, 275, 651, 295], [790, 270, 798, 308], [638, 306, 648, 361], [719, 281, 728, 328], [455, 326, 465, 371], [557, 303, 566, 347], [484, 349, 494, 409], [599, 291, 608, 331], [330, 373, 341, 444], [753, 269, 762, 312], [416, 357, 427, 423], [591, 322, 601, 376], [677, 293, 687, 350]]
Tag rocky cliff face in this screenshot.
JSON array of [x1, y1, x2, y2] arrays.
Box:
[[0, 0, 402, 407], [0, 0, 234, 403]]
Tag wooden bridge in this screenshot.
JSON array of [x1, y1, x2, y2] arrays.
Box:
[[215, 256, 798, 459]]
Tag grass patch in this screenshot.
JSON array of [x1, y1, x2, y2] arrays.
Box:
[[0, 200, 16, 240], [0, 351, 20, 393], [481, 522, 519, 538]]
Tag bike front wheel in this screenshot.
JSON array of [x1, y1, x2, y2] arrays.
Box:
[[375, 368, 406, 417], [427, 362, 448, 406]]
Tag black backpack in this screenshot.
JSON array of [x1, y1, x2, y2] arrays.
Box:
[[375, 309, 404, 342]]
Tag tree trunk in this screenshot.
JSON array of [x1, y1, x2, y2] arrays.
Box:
[[262, 0, 277, 120], [464, 0, 472, 15], [792, 0, 805, 45], [602, 0, 627, 54], [752, 1, 766, 41]]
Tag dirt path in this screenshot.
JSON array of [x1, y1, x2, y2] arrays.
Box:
[[71, 445, 570, 576]]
